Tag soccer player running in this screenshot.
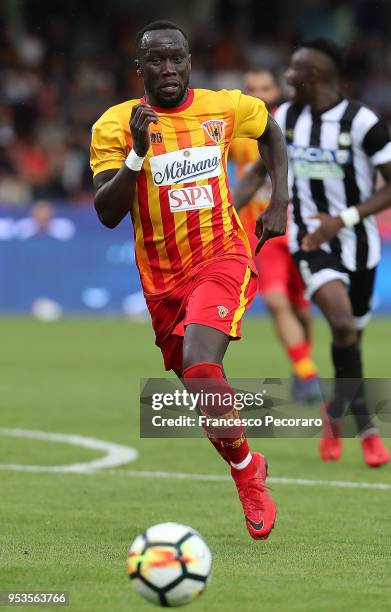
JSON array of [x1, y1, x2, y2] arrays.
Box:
[[90, 22, 289, 539], [231, 69, 321, 402], [234, 39, 391, 467]]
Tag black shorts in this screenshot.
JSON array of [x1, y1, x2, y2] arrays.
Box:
[[293, 249, 376, 330]]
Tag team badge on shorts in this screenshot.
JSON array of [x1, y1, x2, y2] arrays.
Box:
[[217, 305, 229, 318], [201, 120, 226, 144]]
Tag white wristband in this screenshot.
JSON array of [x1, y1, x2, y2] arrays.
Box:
[[125, 149, 145, 172], [339, 206, 360, 227]]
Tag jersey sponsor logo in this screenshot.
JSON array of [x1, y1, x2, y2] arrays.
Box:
[[293, 160, 345, 179], [201, 119, 226, 144], [288, 145, 352, 164], [217, 305, 229, 318], [150, 146, 222, 186], [168, 185, 214, 212], [288, 144, 351, 180]]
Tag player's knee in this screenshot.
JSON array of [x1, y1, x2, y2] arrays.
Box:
[[329, 315, 356, 344], [294, 306, 312, 324], [264, 292, 289, 314]]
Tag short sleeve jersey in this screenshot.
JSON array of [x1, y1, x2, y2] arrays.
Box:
[[91, 88, 267, 296]]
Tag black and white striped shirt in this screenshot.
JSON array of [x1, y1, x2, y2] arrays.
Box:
[[274, 99, 391, 271]]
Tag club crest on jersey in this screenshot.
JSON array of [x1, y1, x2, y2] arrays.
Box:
[[338, 132, 352, 147], [201, 120, 226, 144], [217, 305, 229, 319]]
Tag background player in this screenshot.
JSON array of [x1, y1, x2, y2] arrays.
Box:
[[231, 69, 321, 402], [234, 39, 391, 467], [90, 22, 289, 539]]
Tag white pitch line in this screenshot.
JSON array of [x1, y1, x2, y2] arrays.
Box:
[[99, 468, 391, 491], [0, 428, 390, 491], [1, 462, 390, 490], [0, 428, 138, 473]]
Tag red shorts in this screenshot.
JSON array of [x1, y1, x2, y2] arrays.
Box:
[[246, 231, 309, 309], [146, 256, 257, 371]]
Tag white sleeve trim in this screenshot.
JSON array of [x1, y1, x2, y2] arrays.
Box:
[[371, 141, 391, 166]]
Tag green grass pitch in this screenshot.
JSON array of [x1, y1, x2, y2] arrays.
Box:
[[1, 316, 391, 611]]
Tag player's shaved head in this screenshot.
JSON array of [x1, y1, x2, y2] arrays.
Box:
[[136, 21, 189, 56]]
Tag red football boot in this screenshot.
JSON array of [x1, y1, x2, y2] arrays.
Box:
[[231, 452, 277, 540], [319, 401, 343, 462], [361, 434, 391, 467]]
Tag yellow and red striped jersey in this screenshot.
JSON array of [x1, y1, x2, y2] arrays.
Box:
[[229, 137, 271, 235], [90, 88, 267, 296]]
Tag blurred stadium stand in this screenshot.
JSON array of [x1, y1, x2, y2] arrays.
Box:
[[1, 0, 391, 314]]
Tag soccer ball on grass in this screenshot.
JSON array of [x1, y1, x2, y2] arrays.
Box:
[[127, 522, 212, 607]]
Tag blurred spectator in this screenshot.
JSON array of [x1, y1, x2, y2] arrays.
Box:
[[29, 199, 55, 234], [18, 199, 76, 240]]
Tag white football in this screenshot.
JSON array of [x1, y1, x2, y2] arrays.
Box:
[[127, 522, 212, 607]]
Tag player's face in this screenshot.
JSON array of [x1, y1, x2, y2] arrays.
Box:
[[137, 30, 191, 107], [244, 72, 280, 109], [284, 49, 314, 102]]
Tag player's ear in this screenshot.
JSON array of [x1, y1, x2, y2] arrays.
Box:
[[134, 59, 143, 77]]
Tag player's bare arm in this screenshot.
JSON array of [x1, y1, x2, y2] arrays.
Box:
[[302, 161, 391, 251], [254, 114, 289, 253], [232, 158, 267, 212], [93, 104, 158, 228]]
